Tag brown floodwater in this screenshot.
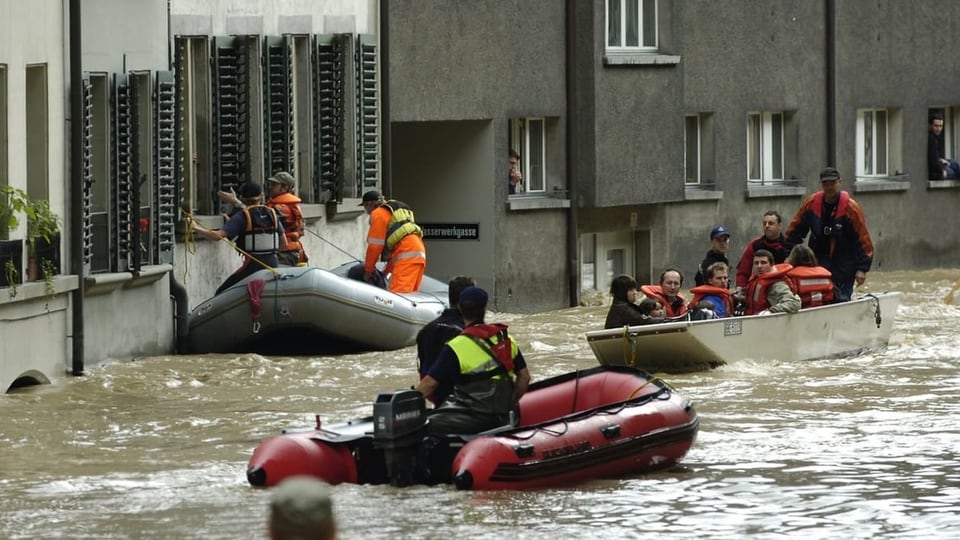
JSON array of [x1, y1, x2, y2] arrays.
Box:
[[1, 270, 958, 539]]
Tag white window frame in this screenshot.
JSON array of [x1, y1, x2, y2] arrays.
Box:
[[510, 118, 546, 194], [856, 108, 888, 177], [605, 0, 658, 52], [684, 114, 701, 185], [746, 111, 784, 184]]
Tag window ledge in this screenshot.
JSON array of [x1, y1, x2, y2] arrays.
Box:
[[604, 52, 681, 66], [1, 275, 79, 306], [684, 187, 723, 201], [85, 264, 172, 297], [507, 195, 571, 211], [746, 185, 808, 199], [853, 177, 910, 193], [927, 179, 960, 189]]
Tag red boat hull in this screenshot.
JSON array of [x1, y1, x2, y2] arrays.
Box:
[[247, 366, 698, 490]]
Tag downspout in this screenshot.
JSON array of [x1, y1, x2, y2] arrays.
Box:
[[825, 0, 836, 166], [379, 0, 391, 197], [166, 0, 190, 353], [68, 0, 85, 375], [565, 0, 580, 307]]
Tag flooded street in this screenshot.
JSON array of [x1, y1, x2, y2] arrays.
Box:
[[1, 270, 959, 539]]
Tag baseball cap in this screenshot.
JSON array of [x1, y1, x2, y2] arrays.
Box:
[[458, 286, 489, 309], [267, 171, 295, 187], [819, 167, 841, 181], [710, 225, 731, 240], [358, 190, 382, 206]]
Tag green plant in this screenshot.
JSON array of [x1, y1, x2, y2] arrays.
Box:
[[41, 257, 56, 296], [0, 185, 60, 256], [4, 259, 18, 298]]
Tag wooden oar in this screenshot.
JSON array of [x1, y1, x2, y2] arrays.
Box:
[[945, 276, 960, 305]]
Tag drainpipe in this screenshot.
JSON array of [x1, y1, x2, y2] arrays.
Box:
[[68, 0, 85, 376], [565, 0, 580, 307], [379, 0, 391, 197], [825, 0, 836, 166]]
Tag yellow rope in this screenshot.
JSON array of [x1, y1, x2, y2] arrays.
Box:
[[184, 212, 282, 277], [618, 326, 637, 368]]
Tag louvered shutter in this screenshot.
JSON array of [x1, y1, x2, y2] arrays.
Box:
[[313, 34, 346, 203]]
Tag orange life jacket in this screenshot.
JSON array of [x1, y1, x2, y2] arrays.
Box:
[[268, 192, 307, 261], [744, 263, 793, 315], [786, 265, 834, 308], [639, 284, 688, 318], [687, 285, 736, 316]]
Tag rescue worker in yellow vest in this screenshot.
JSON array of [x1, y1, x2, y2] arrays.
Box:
[[194, 181, 286, 295], [360, 190, 426, 293], [416, 286, 531, 435]]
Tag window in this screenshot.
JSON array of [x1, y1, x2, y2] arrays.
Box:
[[747, 111, 784, 184], [684, 115, 700, 184], [88, 73, 112, 272], [0, 65, 7, 240], [176, 36, 214, 215], [606, 0, 657, 51], [509, 118, 546, 194], [25, 64, 48, 201], [857, 108, 887, 177]]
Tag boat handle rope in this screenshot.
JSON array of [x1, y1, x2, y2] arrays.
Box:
[[618, 326, 637, 368], [184, 212, 283, 278], [865, 293, 882, 328]]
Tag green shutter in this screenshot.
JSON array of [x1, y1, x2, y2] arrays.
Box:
[[263, 35, 295, 179], [154, 70, 177, 265], [313, 34, 346, 203], [212, 36, 252, 206], [80, 72, 94, 274], [355, 34, 378, 193], [112, 72, 133, 271]]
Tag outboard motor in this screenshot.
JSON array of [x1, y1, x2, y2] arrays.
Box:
[[372, 390, 426, 487]]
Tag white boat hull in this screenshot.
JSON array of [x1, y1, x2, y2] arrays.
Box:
[[585, 292, 901, 373], [187, 266, 447, 354]]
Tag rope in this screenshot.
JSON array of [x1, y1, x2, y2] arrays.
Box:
[[184, 212, 282, 277], [618, 326, 637, 368]]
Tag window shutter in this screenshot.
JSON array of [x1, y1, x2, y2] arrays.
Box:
[[80, 72, 94, 275], [355, 34, 378, 193], [212, 36, 251, 206], [313, 34, 346, 203], [154, 70, 177, 265], [263, 35, 294, 179], [111, 73, 134, 271]]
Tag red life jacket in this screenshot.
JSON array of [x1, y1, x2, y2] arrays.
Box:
[[687, 285, 736, 315], [786, 265, 834, 308], [460, 323, 515, 372], [744, 263, 793, 315], [639, 284, 688, 318]]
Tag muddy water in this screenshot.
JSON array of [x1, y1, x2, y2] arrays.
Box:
[[1, 270, 958, 539]]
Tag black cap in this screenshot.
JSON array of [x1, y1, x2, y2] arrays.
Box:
[[819, 167, 841, 181], [358, 190, 382, 206], [238, 181, 263, 199]]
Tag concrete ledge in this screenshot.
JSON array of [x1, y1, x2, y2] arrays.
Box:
[[927, 179, 960, 189], [684, 188, 723, 201], [507, 196, 572, 211], [85, 264, 171, 297], [746, 185, 808, 199], [853, 179, 910, 193], [0, 275, 79, 305], [604, 53, 681, 66]]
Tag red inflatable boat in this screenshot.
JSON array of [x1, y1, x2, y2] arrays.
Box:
[[247, 365, 699, 490]]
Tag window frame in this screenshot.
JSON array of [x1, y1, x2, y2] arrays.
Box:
[[746, 111, 784, 185], [509, 117, 547, 194], [856, 108, 889, 178], [605, 0, 658, 52], [684, 114, 701, 185]]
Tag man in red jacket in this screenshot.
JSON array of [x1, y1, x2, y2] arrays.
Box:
[[735, 210, 789, 294]]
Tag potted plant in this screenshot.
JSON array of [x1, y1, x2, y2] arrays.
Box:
[[0, 185, 61, 283]]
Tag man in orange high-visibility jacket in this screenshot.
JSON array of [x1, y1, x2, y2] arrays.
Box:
[[360, 190, 426, 293]]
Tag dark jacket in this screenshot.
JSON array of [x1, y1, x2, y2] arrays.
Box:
[[415, 308, 464, 403], [604, 300, 648, 329], [785, 191, 873, 287], [929, 130, 945, 179], [694, 250, 730, 287]]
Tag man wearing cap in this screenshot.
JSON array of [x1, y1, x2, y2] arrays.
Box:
[[194, 181, 286, 295], [359, 190, 426, 293], [694, 226, 732, 287], [785, 167, 873, 301], [219, 172, 307, 266], [268, 476, 337, 540], [416, 286, 531, 435]]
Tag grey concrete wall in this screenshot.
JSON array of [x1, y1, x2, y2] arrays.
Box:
[[81, 0, 169, 73]]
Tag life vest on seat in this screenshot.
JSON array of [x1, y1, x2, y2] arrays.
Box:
[[269, 193, 306, 260], [239, 206, 280, 257], [687, 285, 735, 316], [786, 265, 834, 308], [381, 200, 423, 252], [639, 284, 688, 318], [744, 263, 793, 315]]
